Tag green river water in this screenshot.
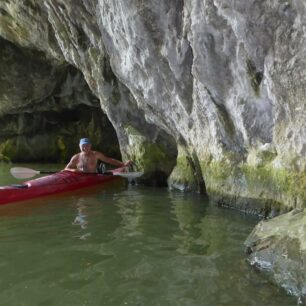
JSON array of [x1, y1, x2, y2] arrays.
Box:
[[0, 163, 297, 306]]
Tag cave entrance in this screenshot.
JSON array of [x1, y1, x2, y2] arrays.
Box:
[[0, 36, 121, 163], [0, 104, 121, 164]]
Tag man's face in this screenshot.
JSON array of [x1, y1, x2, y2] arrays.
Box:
[[80, 143, 91, 153]]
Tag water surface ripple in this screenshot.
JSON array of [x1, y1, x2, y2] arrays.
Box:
[[0, 165, 297, 306]]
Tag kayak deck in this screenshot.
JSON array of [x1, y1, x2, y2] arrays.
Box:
[[0, 169, 123, 205]]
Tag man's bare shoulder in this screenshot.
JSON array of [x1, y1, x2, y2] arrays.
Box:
[[92, 151, 104, 156]]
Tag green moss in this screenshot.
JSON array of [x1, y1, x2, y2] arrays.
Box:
[[169, 149, 209, 193], [187, 154, 306, 209], [12, 23, 30, 42], [170, 149, 306, 209], [57, 136, 69, 163], [1, 134, 82, 163], [240, 165, 296, 195], [141, 143, 164, 168], [204, 160, 233, 182], [0, 140, 18, 161], [0, 152, 11, 163], [133, 140, 174, 174], [170, 155, 196, 187], [125, 125, 175, 173]]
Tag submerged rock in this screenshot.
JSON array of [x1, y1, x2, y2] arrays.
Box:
[[245, 209, 306, 301]]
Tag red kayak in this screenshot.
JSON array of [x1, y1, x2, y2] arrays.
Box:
[[0, 168, 124, 206]]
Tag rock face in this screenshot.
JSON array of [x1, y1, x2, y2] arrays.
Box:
[[0, 0, 306, 300], [1, 0, 305, 209], [245, 209, 306, 302]]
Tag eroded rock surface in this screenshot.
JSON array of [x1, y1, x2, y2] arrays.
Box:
[[245, 209, 306, 302]]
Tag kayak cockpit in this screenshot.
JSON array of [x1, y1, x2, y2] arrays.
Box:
[[11, 184, 29, 189]]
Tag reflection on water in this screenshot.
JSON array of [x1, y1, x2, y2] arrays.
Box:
[[172, 195, 208, 255], [0, 164, 298, 306], [73, 199, 88, 229], [72, 199, 91, 240]]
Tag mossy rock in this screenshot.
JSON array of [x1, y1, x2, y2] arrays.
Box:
[[0, 153, 11, 163], [245, 209, 306, 299], [0, 104, 121, 163], [169, 155, 198, 191], [125, 125, 176, 174]]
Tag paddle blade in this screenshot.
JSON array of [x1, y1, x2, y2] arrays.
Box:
[[10, 167, 40, 179], [113, 172, 144, 179]]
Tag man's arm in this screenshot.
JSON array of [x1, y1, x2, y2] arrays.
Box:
[[65, 154, 79, 171], [96, 152, 132, 167]]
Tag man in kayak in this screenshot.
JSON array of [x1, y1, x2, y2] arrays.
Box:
[[65, 138, 132, 173]]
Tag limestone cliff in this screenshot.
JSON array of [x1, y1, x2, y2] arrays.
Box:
[[1, 0, 305, 210], [0, 0, 306, 300]]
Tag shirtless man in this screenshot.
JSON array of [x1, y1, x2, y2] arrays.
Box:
[[65, 138, 132, 173]]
